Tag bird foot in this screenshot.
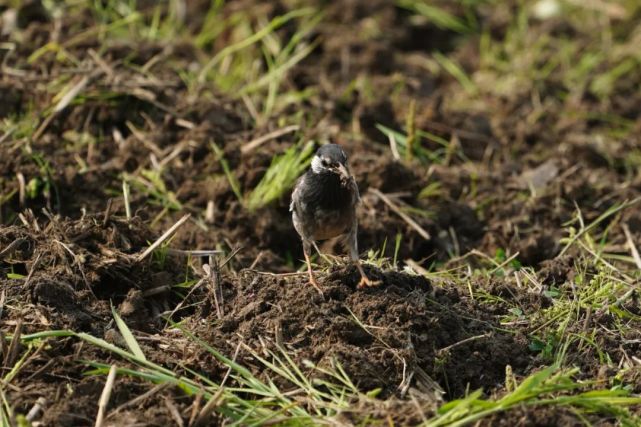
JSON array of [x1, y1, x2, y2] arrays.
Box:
[[308, 274, 325, 296], [357, 274, 381, 289]]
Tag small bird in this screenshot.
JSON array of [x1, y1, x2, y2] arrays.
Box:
[[290, 143, 375, 291]]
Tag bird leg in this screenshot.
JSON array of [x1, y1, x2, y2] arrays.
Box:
[[355, 259, 376, 289], [303, 241, 323, 294], [346, 226, 380, 289]]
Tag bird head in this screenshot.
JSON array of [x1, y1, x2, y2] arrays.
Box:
[[311, 144, 351, 181]]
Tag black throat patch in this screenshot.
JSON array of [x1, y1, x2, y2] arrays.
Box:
[[302, 170, 352, 210]]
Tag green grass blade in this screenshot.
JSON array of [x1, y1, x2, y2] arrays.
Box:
[[111, 305, 147, 361]]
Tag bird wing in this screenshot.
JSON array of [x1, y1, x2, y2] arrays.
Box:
[[290, 174, 305, 212], [350, 176, 361, 205]]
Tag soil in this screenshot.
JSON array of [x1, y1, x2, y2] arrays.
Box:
[[2, 0, 641, 425]]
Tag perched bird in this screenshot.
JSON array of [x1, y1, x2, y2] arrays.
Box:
[[290, 144, 375, 291]]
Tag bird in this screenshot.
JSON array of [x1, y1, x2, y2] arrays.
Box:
[[290, 143, 376, 291]]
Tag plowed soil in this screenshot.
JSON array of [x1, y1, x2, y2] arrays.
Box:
[[2, 0, 641, 425]]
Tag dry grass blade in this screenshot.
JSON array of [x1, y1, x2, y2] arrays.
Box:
[[0, 238, 27, 260], [622, 224, 641, 269], [25, 397, 47, 423], [53, 75, 91, 114], [3, 318, 22, 369], [241, 125, 300, 154], [94, 364, 118, 427], [166, 249, 223, 257], [369, 188, 431, 240], [137, 214, 191, 262], [122, 180, 132, 220], [193, 389, 224, 427], [107, 383, 169, 419]]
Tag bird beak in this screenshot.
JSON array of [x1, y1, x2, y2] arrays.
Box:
[[336, 163, 350, 180]]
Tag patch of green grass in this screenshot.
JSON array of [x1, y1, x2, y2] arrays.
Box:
[[211, 142, 243, 203], [246, 142, 314, 212], [427, 366, 641, 426], [377, 123, 465, 165], [396, 0, 479, 34], [195, 7, 320, 120], [10, 316, 641, 426]]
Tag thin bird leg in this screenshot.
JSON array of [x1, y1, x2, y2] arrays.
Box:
[[347, 226, 379, 289], [303, 240, 323, 294], [355, 259, 375, 289]]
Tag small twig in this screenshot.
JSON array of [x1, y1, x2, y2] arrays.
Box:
[[388, 133, 401, 161], [126, 121, 163, 156], [16, 172, 26, 206], [102, 198, 113, 227], [193, 343, 240, 427], [405, 259, 430, 276], [166, 249, 223, 257], [203, 263, 222, 320], [164, 278, 205, 325], [164, 396, 184, 427], [24, 252, 42, 287], [26, 397, 47, 423], [488, 251, 521, 275], [53, 240, 94, 297], [437, 333, 490, 356], [220, 246, 243, 269], [122, 180, 131, 220], [0, 238, 27, 260], [95, 364, 118, 427], [249, 251, 265, 269], [205, 200, 215, 223], [369, 188, 431, 240], [241, 125, 300, 154], [240, 269, 308, 277], [137, 214, 191, 262], [33, 70, 101, 141], [87, 49, 115, 79], [187, 392, 203, 427], [54, 75, 92, 114], [108, 383, 169, 418], [193, 389, 224, 427], [4, 318, 23, 368]]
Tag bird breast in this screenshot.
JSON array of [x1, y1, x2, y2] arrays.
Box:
[[294, 171, 356, 240], [303, 171, 353, 210]]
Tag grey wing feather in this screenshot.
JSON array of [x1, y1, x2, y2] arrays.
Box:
[[350, 176, 361, 205], [290, 174, 305, 212]]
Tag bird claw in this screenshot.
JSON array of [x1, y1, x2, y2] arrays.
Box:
[[308, 275, 325, 296], [357, 275, 381, 289]]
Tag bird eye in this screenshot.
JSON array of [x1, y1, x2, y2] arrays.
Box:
[[321, 159, 329, 167]]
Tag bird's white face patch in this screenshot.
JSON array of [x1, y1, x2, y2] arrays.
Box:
[[311, 155, 326, 174]]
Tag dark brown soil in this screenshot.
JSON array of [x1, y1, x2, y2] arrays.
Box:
[[0, 212, 533, 424], [2, 0, 641, 425]]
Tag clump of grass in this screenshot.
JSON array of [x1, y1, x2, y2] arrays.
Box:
[[210, 141, 314, 212], [124, 170, 182, 211], [211, 142, 243, 203], [396, 0, 476, 34], [10, 316, 641, 426], [427, 366, 641, 426], [377, 123, 465, 166], [246, 142, 314, 212]]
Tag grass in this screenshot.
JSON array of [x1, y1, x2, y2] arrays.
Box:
[[245, 141, 314, 212], [3, 0, 641, 425], [6, 307, 641, 425]]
